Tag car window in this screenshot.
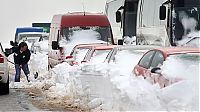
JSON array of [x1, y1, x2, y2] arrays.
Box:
[[138, 50, 155, 68], [74, 48, 90, 63], [90, 50, 111, 63], [105, 49, 115, 63], [150, 51, 164, 68]]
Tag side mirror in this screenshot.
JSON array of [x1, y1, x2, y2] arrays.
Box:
[[4, 48, 12, 57], [52, 41, 59, 50], [151, 67, 161, 74], [118, 39, 123, 45], [116, 11, 121, 23], [159, 5, 166, 20], [81, 60, 87, 64]]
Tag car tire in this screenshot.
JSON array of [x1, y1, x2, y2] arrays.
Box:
[[0, 79, 9, 95]]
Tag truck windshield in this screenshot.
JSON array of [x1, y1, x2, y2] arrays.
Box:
[[60, 26, 113, 44], [18, 34, 48, 43], [173, 1, 200, 42]]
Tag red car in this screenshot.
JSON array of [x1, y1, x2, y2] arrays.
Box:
[[133, 47, 200, 88], [66, 44, 116, 65]]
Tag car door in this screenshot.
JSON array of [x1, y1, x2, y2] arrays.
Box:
[[134, 50, 155, 78]]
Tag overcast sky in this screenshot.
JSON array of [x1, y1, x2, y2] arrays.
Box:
[[0, 0, 107, 43]]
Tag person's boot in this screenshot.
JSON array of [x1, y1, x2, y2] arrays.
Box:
[[26, 74, 30, 82]]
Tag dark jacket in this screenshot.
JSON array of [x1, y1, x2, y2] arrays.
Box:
[[13, 47, 31, 65]]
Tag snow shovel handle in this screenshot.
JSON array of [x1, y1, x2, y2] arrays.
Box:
[[7, 59, 15, 65]]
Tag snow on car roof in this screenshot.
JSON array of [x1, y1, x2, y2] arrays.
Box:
[[93, 45, 117, 50], [74, 43, 107, 48], [155, 47, 200, 55], [114, 45, 162, 51]]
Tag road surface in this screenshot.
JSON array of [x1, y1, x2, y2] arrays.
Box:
[[0, 89, 39, 111]]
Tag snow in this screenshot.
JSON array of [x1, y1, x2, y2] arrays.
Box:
[[60, 30, 107, 56], [123, 36, 136, 45], [34, 40, 49, 54], [73, 48, 90, 64], [177, 31, 200, 46], [161, 54, 199, 80], [178, 11, 198, 36], [2, 29, 199, 111]]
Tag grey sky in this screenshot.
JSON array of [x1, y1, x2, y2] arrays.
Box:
[[0, 0, 107, 43]]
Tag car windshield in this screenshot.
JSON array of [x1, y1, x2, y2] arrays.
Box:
[[18, 34, 46, 42], [39, 36, 49, 41], [114, 50, 145, 65], [20, 36, 40, 43], [74, 48, 90, 63], [90, 50, 111, 63], [60, 26, 113, 44], [172, 6, 200, 42]]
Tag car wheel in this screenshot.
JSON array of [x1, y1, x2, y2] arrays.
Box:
[[0, 79, 9, 95]]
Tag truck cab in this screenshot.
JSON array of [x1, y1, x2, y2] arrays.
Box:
[[14, 27, 44, 43], [115, 0, 200, 46], [48, 12, 114, 68]]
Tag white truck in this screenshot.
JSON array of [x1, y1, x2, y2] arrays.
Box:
[[106, 0, 200, 46]]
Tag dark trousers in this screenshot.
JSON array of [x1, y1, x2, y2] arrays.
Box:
[[15, 64, 30, 82]]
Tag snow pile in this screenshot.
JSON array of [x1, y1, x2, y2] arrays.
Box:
[[30, 52, 48, 74], [35, 40, 49, 54], [123, 36, 136, 45], [111, 50, 144, 74], [161, 54, 199, 80], [158, 54, 199, 110], [78, 49, 146, 111], [107, 53, 199, 111], [110, 75, 162, 111]]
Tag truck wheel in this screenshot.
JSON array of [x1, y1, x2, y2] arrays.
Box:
[[0, 79, 9, 95]]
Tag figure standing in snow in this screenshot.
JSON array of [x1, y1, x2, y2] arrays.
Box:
[[13, 42, 31, 82]]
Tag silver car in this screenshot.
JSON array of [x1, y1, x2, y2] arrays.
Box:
[[0, 43, 9, 95]]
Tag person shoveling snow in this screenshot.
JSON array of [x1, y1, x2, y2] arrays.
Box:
[[8, 42, 39, 82]]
